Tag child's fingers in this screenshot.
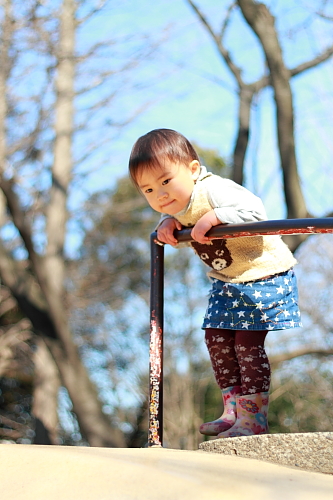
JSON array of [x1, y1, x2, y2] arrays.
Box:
[[161, 233, 175, 245], [157, 231, 168, 244], [157, 218, 181, 246], [191, 227, 210, 244], [194, 237, 210, 244], [157, 229, 178, 246]]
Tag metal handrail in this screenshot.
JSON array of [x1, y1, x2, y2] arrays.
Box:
[[148, 218, 333, 447]]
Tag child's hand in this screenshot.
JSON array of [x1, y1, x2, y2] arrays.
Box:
[[157, 218, 182, 246], [191, 210, 220, 244]]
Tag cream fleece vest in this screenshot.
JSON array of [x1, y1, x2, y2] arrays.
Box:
[[175, 182, 296, 283]]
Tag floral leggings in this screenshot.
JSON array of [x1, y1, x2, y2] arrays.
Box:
[[205, 328, 270, 394]]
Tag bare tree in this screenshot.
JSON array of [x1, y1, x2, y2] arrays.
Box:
[[0, 0, 159, 446], [185, 0, 333, 249]]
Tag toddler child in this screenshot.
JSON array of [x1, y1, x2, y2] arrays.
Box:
[[129, 128, 301, 438]]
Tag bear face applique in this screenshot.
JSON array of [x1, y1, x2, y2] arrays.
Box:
[[191, 239, 233, 271]]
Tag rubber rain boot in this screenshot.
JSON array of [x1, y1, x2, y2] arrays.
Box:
[[199, 385, 242, 436], [217, 392, 269, 438]]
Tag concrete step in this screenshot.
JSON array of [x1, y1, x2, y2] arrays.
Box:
[[200, 432, 333, 475]]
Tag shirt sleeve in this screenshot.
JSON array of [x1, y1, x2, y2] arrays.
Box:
[[206, 176, 267, 224], [155, 214, 175, 231]]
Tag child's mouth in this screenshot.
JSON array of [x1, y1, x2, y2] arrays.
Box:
[[161, 200, 175, 209]]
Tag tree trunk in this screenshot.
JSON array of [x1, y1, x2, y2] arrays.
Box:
[[0, 0, 11, 221], [45, 337, 126, 447], [33, 337, 61, 445], [233, 86, 255, 185], [237, 0, 308, 221], [45, 0, 74, 296], [42, 0, 125, 448]]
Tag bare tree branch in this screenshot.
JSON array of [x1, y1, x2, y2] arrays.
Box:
[[0, 177, 42, 269], [219, 2, 237, 40], [290, 44, 333, 76], [270, 347, 333, 369], [316, 0, 333, 22], [186, 0, 244, 86]]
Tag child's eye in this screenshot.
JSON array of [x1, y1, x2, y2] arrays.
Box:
[[162, 178, 170, 185], [145, 188, 153, 193]]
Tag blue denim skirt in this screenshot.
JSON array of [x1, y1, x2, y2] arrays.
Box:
[[202, 268, 302, 331]]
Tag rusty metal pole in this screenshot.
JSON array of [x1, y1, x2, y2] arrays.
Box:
[[148, 233, 164, 447], [148, 218, 333, 447], [175, 217, 333, 242]]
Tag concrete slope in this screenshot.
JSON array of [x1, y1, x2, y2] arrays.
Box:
[[1, 445, 333, 500]]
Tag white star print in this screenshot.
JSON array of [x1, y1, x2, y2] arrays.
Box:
[[237, 311, 245, 318], [232, 300, 240, 307], [253, 290, 262, 299], [276, 285, 284, 294], [242, 322, 250, 329]]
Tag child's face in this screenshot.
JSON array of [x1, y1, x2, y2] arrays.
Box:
[[137, 160, 200, 215]]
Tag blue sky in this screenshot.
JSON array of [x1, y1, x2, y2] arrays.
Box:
[[76, 1, 333, 218], [64, 0, 333, 258]]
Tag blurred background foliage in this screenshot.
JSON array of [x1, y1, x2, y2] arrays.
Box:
[[1, 0, 333, 448]]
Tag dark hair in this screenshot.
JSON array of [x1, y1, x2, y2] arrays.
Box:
[[129, 128, 200, 185]]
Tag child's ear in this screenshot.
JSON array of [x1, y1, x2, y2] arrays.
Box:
[[189, 160, 200, 180]]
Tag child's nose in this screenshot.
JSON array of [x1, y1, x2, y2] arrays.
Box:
[[157, 188, 168, 199]]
